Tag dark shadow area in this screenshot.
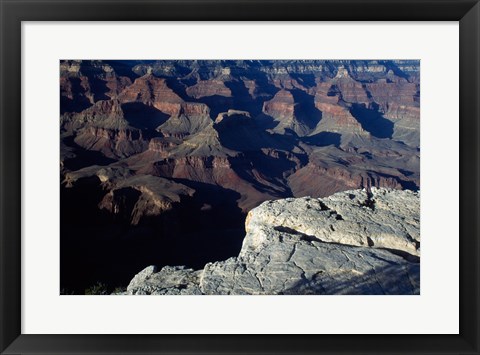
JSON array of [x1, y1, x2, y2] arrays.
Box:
[[122, 102, 170, 131], [301, 132, 341, 147], [89, 77, 110, 102], [398, 168, 415, 177], [290, 89, 323, 130], [349, 103, 394, 139], [215, 114, 297, 153], [110, 187, 142, 222], [273, 226, 322, 244], [327, 84, 341, 97], [223, 80, 267, 118], [237, 68, 279, 99], [229, 153, 296, 197], [282, 263, 420, 295], [253, 112, 286, 131], [60, 77, 92, 114], [180, 77, 197, 87], [196, 95, 234, 119], [360, 151, 373, 159], [414, 89, 420, 104], [168, 179, 246, 235], [377, 171, 419, 191], [360, 190, 376, 211], [290, 73, 317, 88], [103, 60, 141, 81], [61, 135, 117, 171], [167, 180, 246, 266], [60, 177, 246, 294], [61, 96, 91, 114], [363, 84, 374, 99], [399, 180, 419, 191], [380, 248, 420, 263], [381, 61, 410, 81], [164, 78, 191, 101]]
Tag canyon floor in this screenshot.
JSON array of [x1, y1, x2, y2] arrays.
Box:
[[60, 60, 420, 294]]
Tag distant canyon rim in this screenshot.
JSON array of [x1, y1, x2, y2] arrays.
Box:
[[60, 60, 420, 294]]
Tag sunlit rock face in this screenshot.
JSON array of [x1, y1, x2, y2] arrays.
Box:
[[125, 188, 420, 295]]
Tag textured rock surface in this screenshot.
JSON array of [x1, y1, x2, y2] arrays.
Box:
[[125, 188, 420, 295], [127, 266, 202, 295]]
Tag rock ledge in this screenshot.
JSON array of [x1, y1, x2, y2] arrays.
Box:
[[125, 188, 420, 295]]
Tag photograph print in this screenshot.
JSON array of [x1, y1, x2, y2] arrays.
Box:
[[60, 60, 420, 295]]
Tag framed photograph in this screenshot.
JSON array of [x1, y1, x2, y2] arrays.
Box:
[[1, 0, 479, 354]]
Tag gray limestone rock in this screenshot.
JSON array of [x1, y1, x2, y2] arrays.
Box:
[[125, 188, 420, 295], [127, 265, 202, 295]]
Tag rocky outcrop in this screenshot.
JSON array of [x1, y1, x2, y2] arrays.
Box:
[[139, 154, 280, 211], [156, 102, 212, 138], [186, 80, 232, 99], [124, 188, 420, 295], [60, 60, 132, 113], [331, 67, 370, 104], [214, 109, 251, 124], [364, 78, 420, 147], [117, 74, 215, 138], [64, 166, 195, 226], [61, 99, 129, 131], [118, 74, 184, 115], [287, 163, 403, 198], [312, 82, 367, 135], [73, 126, 148, 159], [263, 89, 295, 121], [98, 175, 194, 225], [60, 98, 150, 159], [263, 89, 325, 136], [126, 265, 203, 295]]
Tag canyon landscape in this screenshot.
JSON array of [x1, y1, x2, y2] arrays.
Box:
[[60, 60, 420, 295]]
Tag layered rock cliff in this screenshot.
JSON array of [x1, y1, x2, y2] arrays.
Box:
[[124, 188, 420, 295], [61, 60, 420, 203]]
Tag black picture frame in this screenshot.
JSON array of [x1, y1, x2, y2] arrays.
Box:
[[1, 0, 479, 354]]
